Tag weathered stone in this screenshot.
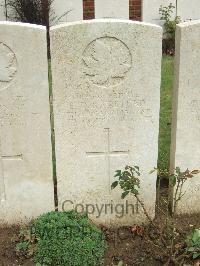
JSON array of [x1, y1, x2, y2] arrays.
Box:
[[95, 0, 129, 19], [170, 20, 200, 214], [52, 0, 83, 24], [0, 22, 54, 224], [0, 0, 6, 21], [51, 20, 162, 226]]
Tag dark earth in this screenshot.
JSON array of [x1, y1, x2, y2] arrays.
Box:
[[0, 185, 199, 266]]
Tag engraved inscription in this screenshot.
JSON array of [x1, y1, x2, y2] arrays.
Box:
[[0, 95, 25, 125], [191, 100, 200, 121], [82, 37, 132, 87], [65, 90, 153, 128], [0, 42, 17, 91]]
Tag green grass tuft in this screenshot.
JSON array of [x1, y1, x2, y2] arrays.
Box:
[[158, 55, 174, 172]]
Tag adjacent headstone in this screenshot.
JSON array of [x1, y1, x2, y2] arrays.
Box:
[[52, 0, 83, 24], [95, 0, 129, 19], [142, 0, 176, 26], [0, 0, 6, 21], [170, 20, 200, 214], [51, 20, 162, 226], [0, 22, 54, 224], [177, 0, 200, 21]]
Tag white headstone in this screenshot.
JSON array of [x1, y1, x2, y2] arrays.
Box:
[[95, 0, 129, 19], [142, 0, 176, 26], [170, 20, 200, 214], [177, 0, 200, 21], [0, 22, 54, 224], [51, 20, 162, 226], [0, 0, 6, 21], [52, 0, 83, 24]]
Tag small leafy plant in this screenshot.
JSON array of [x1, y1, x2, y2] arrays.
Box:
[[186, 229, 200, 259], [159, 3, 181, 54], [16, 211, 107, 266], [16, 227, 37, 257], [169, 168, 200, 215], [159, 3, 181, 38], [112, 165, 200, 265], [111, 165, 154, 225]]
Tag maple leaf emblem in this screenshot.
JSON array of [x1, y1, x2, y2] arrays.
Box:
[[0, 42, 17, 83], [82, 37, 132, 87]]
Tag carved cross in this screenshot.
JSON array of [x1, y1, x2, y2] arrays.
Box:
[[86, 128, 129, 189], [0, 130, 23, 202]]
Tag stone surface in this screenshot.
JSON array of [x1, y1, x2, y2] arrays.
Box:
[[51, 20, 162, 226], [142, 0, 200, 25], [52, 0, 83, 24], [95, 0, 129, 19], [0, 0, 6, 21], [142, 0, 176, 26], [177, 0, 200, 21], [170, 20, 200, 214], [0, 22, 54, 224]]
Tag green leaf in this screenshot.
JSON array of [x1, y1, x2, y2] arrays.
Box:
[[134, 166, 139, 171], [193, 252, 200, 259], [115, 170, 121, 177], [16, 241, 29, 251], [133, 170, 140, 176], [117, 261, 124, 266], [131, 189, 139, 195], [192, 229, 200, 243], [149, 169, 156, 174], [111, 181, 118, 190], [188, 247, 195, 252], [175, 167, 181, 175], [35, 263, 42, 266], [121, 191, 129, 199], [170, 175, 176, 186]]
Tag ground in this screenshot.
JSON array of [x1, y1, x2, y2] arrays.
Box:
[[0, 211, 200, 265], [0, 56, 199, 265]]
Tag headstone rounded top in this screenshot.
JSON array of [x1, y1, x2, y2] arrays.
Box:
[[177, 19, 200, 29], [50, 19, 162, 31], [0, 21, 46, 30]]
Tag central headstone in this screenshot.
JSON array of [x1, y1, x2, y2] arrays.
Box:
[[51, 20, 162, 226]]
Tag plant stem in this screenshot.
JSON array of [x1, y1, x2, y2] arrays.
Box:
[[135, 195, 156, 226]]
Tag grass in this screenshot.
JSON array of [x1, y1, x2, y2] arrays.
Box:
[[158, 55, 174, 173]]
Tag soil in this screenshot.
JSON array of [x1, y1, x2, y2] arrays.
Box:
[[0, 226, 34, 266], [0, 185, 199, 266], [104, 213, 200, 266]]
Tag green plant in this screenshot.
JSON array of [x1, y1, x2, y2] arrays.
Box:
[[158, 56, 174, 171], [169, 168, 200, 215], [33, 211, 107, 266], [159, 4, 181, 54], [159, 3, 175, 22], [111, 165, 154, 225], [16, 241, 29, 252], [186, 229, 200, 259], [16, 227, 37, 257], [112, 165, 200, 265], [159, 3, 181, 38]]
